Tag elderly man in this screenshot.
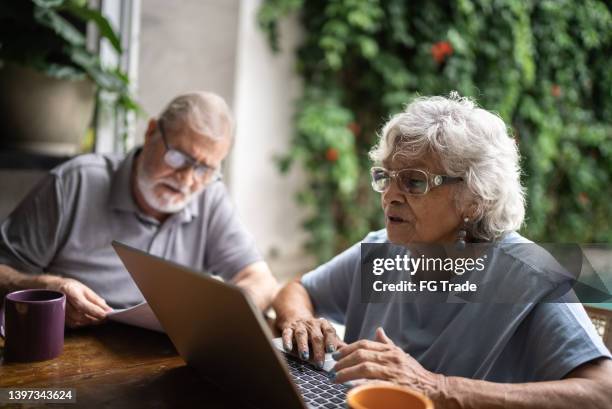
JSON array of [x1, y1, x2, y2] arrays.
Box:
[[0, 91, 277, 327]]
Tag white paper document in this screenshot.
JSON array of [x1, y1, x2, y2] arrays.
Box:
[[107, 302, 164, 333]]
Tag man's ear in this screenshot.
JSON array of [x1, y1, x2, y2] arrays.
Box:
[[144, 119, 157, 145]]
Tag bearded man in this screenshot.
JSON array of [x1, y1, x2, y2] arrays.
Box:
[[0, 91, 277, 327]]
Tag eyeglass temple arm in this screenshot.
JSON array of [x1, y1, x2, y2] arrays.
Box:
[[439, 175, 463, 184]]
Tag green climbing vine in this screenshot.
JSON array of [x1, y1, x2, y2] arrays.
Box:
[[259, 0, 612, 263]]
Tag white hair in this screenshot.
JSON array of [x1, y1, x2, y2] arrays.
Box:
[[369, 92, 525, 241], [158, 91, 234, 140]]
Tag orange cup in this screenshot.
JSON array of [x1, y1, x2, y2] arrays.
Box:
[[346, 383, 434, 409]]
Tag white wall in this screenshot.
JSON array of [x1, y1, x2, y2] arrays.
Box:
[[231, 0, 314, 280], [137, 0, 313, 280], [136, 0, 241, 140]]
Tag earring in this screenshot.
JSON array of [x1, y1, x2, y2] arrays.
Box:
[[455, 217, 469, 251]]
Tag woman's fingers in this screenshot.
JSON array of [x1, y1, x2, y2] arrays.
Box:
[[282, 327, 294, 351], [333, 338, 389, 361], [333, 348, 384, 372], [294, 322, 310, 360], [334, 361, 388, 384], [321, 319, 340, 353], [336, 340, 348, 349], [309, 324, 326, 368], [375, 327, 394, 345], [281, 318, 340, 365]]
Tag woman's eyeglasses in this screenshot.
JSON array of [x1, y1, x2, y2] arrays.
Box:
[[158, 120, 221, 181], [370, 166, 462, 195]]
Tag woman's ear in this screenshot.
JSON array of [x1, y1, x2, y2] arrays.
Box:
[[144, 119, 157, 145], [462, 201, 479, 221]]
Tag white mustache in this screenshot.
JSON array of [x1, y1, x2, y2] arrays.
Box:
[[157, 179, 191, 195]]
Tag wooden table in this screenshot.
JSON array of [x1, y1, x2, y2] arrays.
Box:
[[0, 322, 254, 408]]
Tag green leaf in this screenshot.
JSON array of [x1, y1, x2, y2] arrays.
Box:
[[36, 62, 85, 79], [357, 35, 378, 59], [63, 44, 125, 90], [32, 0, 65, 8], [33, 7, 85, 46], [63, 4, 122, 53]]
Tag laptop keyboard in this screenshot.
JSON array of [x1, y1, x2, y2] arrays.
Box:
[[284, 355, 348, 408]]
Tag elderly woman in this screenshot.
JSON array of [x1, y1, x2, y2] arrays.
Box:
[[274, 94, 612, 408]]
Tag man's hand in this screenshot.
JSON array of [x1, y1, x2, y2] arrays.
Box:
[[280, 317, 345, 368], [332, 327, 442, 397], [43, 276, 113, 328]]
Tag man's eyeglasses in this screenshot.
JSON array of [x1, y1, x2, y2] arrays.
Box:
[[370, 166, 462, 195], [158, 120, 221, 181]]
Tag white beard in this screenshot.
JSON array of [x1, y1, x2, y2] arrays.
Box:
[[136, 159, 198, 214]]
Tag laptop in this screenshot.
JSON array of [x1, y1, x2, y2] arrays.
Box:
[[112, 241, 348, 409]]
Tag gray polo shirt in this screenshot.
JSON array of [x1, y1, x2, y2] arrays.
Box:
[[302, 230, 611, 382], [0, 149, 261, 309]]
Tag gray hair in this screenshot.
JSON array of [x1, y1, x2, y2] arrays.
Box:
[[158, 91, 234, 141], [369, 92, 525, 241]]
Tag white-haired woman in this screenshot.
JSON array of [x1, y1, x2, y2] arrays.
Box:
[[274, 94, 612, 408]]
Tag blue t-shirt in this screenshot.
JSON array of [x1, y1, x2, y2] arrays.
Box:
[[301, 230, 611, 382]]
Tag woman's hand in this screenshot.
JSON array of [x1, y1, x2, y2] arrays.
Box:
[[331, 327, 443, 397], [279, 317, 345, 368]]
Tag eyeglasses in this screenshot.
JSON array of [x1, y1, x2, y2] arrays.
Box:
[[370, 166, 462, 195], [158, 120, 221, 181]]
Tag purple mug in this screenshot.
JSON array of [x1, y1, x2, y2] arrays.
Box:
[[1, 289, 66, 362]]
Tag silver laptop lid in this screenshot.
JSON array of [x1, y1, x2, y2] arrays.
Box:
[[112, 241, 306, 409]]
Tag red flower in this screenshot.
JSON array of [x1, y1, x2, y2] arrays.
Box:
[[325, 148, 339, 162], [347, 122, 361, 137], [551, 84, 562, 98], [431, 41, 453, 63]]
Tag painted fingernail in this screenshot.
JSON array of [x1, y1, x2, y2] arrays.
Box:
[[329, 370, 336, 381], [317, 361, 324, 369], [326, 344, 336, 353], [300, 351, 310, 361], [332, 351, 341, 360]]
